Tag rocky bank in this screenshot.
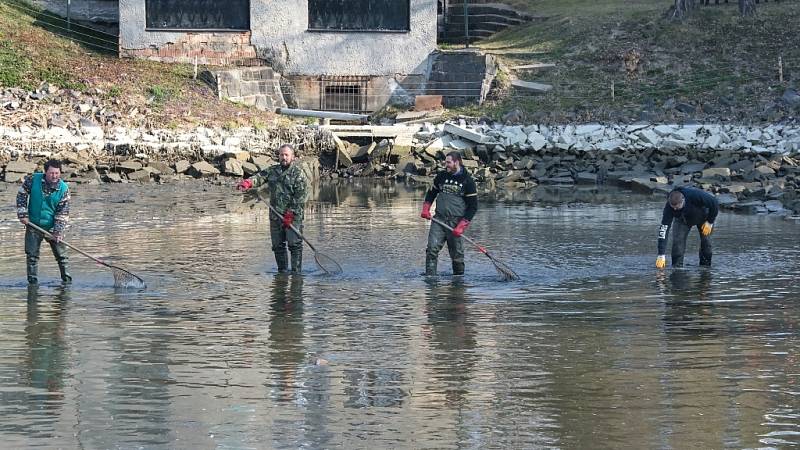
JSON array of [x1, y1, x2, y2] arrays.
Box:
[[2, 86, 800, 217]]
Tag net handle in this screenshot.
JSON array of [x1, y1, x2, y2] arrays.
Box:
[[27, 222, 147, 286], [255, 195, 342, 275], [429, 217, 519, 280], [26, 222, 109, 267], [265, 204, 319, 253], [430, 217, 486, 253]]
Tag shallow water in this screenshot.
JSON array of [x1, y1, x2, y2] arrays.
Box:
[[0, 180, 798, 449]]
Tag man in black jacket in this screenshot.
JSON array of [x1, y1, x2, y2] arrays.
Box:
[[420, 152, 478, 276], [656, 187, 719, 269]]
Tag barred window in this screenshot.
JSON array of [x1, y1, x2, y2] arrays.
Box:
[[145, 0, 250, 30], [308, 0, 410, 32]]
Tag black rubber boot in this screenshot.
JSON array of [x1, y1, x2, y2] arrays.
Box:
[[290, 249, 302, 274], [26, 258, 38, 285], [452, 261, 465, 276], [425, 255, 438, 276], [274, 250, 289, 273], [57, 262, 72, 284]]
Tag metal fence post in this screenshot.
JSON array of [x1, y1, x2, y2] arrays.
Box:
[[464, 1, 469, 48]]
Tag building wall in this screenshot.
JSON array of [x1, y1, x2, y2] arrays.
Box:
[[119, 0, 437, 76]]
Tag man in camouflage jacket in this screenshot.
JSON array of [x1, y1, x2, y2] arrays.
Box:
[[237, 144, 308, 273]]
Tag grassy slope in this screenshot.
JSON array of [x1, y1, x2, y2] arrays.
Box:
[[2, 0, 798, 125], [0, 0, 272, 129], [458, 0, 800, 123]]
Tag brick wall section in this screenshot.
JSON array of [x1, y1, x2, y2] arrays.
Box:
[[120, 32, 263, 66]]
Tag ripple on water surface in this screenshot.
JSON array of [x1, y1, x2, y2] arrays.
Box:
[[0, 182, 798, 448]]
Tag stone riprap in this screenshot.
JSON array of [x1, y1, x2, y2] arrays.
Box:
[[330, 121, 800, 217], [0, 124, 331, 185], [3, 108, 800, 216]]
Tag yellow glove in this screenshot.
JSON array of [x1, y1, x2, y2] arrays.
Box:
[[656, 255, 666, 269], [700, 222, 713, 237]]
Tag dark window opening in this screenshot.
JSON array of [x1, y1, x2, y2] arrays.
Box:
[[145, 0, 250, 30], [321, 78, 369, 113], [308, 0, 410, 32]]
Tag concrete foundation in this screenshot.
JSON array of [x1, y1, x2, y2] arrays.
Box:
[[284, 74, 427, 113]]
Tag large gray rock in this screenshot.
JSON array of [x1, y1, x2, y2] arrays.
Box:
[[716, 193, 738, 206], [680, 162, 706, 174], [148, 161, 175, 175], [527, 131, 547, 151], [127, 170, 152, 182], [701, 167, 731, 179], [764, 200, 785, 212], [189, 161, 220, 177], [175, 160, 191, 174], [117, 160, 143, 172], [576, 172, 598, 184], [105, 172, 123, 183], [781, 89, 800, 105], [251, 156, 273, 171], [5, 160, 37, 174], [242, 161, 259, 176], [223, 159, 244, 176]]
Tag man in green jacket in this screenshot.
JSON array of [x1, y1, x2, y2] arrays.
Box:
[[237, 144, 308, 273], [16, 159, 71, 284]]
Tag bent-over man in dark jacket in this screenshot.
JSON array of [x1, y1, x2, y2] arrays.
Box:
[[656, 186, 719, 269], [420, 152, 478, 276]]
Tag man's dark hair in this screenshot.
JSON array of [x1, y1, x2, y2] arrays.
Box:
[[446, 151, 463, 163], [669, 190, 685, 207], [278, 144, 295, 153], [44, 159, 62, 171]]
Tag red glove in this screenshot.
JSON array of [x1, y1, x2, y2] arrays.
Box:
[[282, 210, 295, 228], [420, 202, 432, 220], [236, 179, 253, 191], [452, 219, 470, 237]]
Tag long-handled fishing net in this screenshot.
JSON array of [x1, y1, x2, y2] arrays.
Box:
[[26, 222, 147, 289], [430, 217, 520, 281], [257, 196, 343, 275]]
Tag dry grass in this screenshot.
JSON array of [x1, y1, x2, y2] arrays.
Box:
[[460, 0, 800, 122], [0, 0, 275, 129]]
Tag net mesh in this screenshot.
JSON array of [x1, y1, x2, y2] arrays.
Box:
[[487, 254, 520, 282], [314, 251, 343, 275], [110, 265, 147, 289]]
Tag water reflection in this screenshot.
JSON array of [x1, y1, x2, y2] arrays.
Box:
[[424, 280, 477, 409], [22, 286, 68, 438], [267, 274, 305, 405], [658, 270, 721, 339]]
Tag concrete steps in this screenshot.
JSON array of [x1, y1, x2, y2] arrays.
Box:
[[438, 2, 535, 44], [426, 50, 497, 107]]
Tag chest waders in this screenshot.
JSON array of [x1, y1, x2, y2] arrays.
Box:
[[26, 174, 71, 284]]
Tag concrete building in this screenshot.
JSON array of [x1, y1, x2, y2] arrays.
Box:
[[118, 0, 439, 112]]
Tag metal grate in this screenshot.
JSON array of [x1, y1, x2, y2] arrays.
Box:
[[320, 76, 369, 113]]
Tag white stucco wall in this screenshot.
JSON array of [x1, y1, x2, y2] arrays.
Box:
[[119, 0, 437, 76], [250, 0, 436, 76]]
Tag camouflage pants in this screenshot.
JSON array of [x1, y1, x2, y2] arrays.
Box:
[[426, 216, 465, 275], [25, 227, 70, 283], [270, 217, 303, 272]]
